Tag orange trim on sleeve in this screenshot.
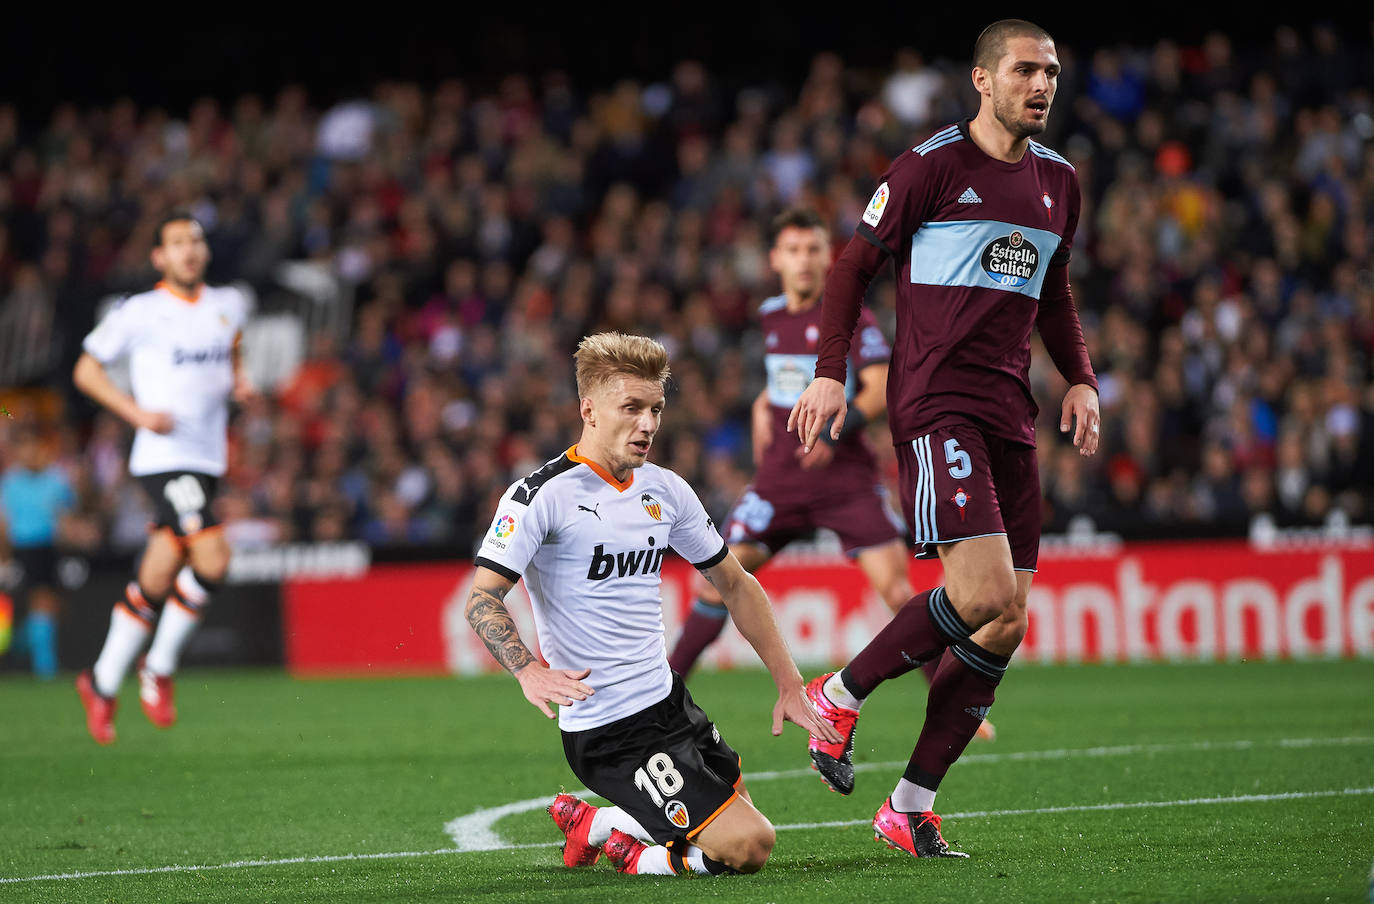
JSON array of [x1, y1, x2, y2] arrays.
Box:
[[156, 280, 203, 304], [685, 789, 740, 842], [566, 445, 634, 492]]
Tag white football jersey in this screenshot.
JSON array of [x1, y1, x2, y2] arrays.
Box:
[[82, 282, 246, 477], [476, 446, 727, 731]]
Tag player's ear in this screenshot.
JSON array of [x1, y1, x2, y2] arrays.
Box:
[[580, 396, 595, 426], [971, 66, 991, 97]]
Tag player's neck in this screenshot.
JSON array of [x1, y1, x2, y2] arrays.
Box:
[[158, 278, 204, 303], [968, 112, 1028, 164], [785, 290, 819, 313], [570, 439, 635, 487]]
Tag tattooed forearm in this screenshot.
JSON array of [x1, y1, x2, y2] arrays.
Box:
[[465, 586, 536, 673]]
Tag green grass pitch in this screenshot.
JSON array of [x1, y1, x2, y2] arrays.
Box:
[[2, 659, 1372, 903]]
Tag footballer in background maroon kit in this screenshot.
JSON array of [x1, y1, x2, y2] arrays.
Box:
[[789, 20, 1101, 859], [669, 209, 945, 699]]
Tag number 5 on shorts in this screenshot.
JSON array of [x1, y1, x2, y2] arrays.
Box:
[[634, 752, 684, 806], [945, 439, 972, 479]]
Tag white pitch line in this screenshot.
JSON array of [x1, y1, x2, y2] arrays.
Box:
[[776, 786, 1374, 830], [743, 734, 1374, 783], [6, 786, 1372, 885], [443, 735, 1372, 847], [5, 736, 1372, 885]]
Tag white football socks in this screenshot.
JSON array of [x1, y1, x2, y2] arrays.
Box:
[[145, 567, 211, 676], [631, 843, 718, 876], [92, 607, 151, 697], [891, 778, 938, 814], [144, 599, 201, 676], [823, 671, 864, 710], [588, 805, 654, 846]]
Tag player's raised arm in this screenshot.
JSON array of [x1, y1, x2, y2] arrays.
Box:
[[699, 553, 842, 744], [464, 566, 593, 719]]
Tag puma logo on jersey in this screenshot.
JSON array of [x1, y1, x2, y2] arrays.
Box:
[[577, 503, 601, 520], [587, 539, 666, 581]]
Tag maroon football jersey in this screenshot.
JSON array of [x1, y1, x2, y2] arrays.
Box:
[[854, 119, 1082, 446], [755, 295, 889, 494]]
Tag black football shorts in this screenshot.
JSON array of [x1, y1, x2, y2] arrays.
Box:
[[561, 672, 743, 845], [137, 471, 221, 538]]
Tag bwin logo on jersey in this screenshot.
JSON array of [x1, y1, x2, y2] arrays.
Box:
[[980, 230, 1040, 288], [173, 346, 233, 365], [587, 537, 667, 581]]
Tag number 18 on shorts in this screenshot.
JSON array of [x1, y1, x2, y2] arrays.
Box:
[[560, 675, 743, 844]]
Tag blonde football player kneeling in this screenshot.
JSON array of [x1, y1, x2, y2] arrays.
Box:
[[465, 332, 840, 876]]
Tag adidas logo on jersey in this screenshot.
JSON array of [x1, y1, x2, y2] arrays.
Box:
[[587, 539, 667, 581], [957, 187, 982, 204]]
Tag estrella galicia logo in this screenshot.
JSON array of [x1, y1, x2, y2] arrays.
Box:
[[980, 230, 1039, 288], [665, 800, 690, 829]]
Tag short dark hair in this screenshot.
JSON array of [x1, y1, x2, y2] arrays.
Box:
[[973, 19, 1054, 71], [154, 210, 201, 247], [768, 207, 827, 248]]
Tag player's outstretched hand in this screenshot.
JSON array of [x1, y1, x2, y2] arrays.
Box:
[[1060, 383, 1101, 457], [137, 410, 175, 434], [787, 377, 846, 453], [772, 685, 844, 743], [514, 663, 594, 720]]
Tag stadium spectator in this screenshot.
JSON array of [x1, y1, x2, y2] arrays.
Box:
[[0, 19, 1367, 568]]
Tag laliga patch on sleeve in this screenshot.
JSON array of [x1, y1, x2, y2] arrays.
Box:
[[862, 181, 890, 227]]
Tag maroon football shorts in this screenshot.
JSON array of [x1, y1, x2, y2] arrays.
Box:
[[723, 478, 906, 557], [895, 421, 1041, 572]]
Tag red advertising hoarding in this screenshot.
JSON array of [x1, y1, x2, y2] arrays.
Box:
[[282, 540, 1374, 675]]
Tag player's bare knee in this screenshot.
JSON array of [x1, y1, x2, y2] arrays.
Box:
[[193, 558, 229, 584], [882, 584, 911, 613], [728, 826, 775, 873], [187, 541, 231, 583], [952, 570, 1017, 627]]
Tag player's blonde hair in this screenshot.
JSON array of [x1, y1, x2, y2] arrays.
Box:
[[574, 332, 671, 398]]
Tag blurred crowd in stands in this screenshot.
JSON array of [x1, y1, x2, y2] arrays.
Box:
[[1, 22, 1372, 561]]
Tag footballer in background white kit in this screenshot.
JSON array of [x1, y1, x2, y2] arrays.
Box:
[[73, 212, 254, 745], [464, 332, 840, 879]]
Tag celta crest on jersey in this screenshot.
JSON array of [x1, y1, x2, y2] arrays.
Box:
[[586, 536, 667, 581]]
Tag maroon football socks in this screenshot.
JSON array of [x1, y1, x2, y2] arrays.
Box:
[[668, 599, 729, 676], [904, 640, 1009, 790], [843, 587, 972, 696]]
